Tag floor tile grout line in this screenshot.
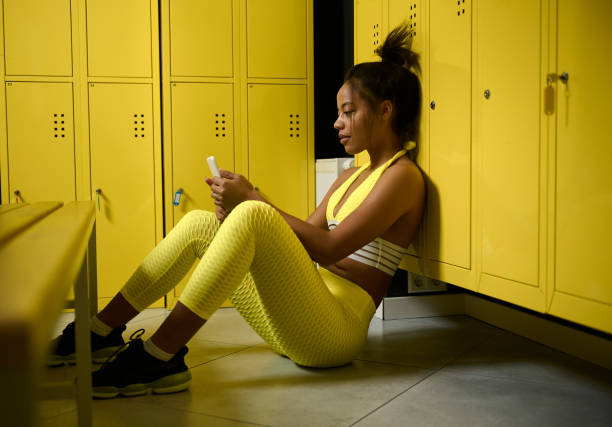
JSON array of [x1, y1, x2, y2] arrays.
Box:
[[353, 357, 438, 371], [347, 367, 443, 427], [189, 345, 258, 369]]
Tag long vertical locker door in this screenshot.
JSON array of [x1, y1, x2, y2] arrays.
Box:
[[246, 0, 307, 78], [89, 84, 156, 300], [169, 83, 235, 303], [551, 0, 612, 334], [3, 0, 72, 76], [428, 0, 471, 268], [476, 0, 545, 310], [170, 83, 235, 223], [354, 0, 383, 64], [170, 0, 233, 77], [353, 0, 383, 167], [387, 0, 424, 259], [248, 84, 308, 219], [86, 0, 152, 77], [6, 82, 75, 203]]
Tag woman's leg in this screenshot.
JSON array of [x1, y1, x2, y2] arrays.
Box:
[[174, 200, 372, 367], [100, 209, 222, 326]]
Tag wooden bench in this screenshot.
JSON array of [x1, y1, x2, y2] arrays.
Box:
[[0, 201, 97, 427]]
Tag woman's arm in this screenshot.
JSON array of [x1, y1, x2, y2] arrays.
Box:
[[206, 164, 424, 265]]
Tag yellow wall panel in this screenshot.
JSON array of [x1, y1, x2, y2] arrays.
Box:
[[170, 0, 233, 77], [428, 0, 471, 269], [6, 82, 75, 203], [476, 0, 541, 286], [248, 84, 308, 219], [3, 0, 72, 76], [246, 0, 307, 78], [171, 83, 235, 223], [86, 0, 152, 77], [554, 0, 612, 306], [88, 83, 156, 298]]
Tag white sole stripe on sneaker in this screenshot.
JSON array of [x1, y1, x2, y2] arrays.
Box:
[[92, 370, 192, 399]]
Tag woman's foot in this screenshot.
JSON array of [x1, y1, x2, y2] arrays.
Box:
[[92, 330, 191, 399], [47, 321, 127, 366]]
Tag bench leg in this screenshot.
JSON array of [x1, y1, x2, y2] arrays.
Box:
[[74, 252, 92, 427], [87, 222, 98, 316]]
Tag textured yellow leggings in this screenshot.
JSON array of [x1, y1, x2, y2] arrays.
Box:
[[119, 201, 376, 367]]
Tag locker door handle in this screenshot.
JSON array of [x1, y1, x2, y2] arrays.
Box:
[[95, 189, 102, 211]]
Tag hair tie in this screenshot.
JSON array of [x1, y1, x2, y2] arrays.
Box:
[[403, 141, 416, 151]]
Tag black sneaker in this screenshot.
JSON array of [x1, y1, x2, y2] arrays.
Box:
[[92, 329, 191, 399], [46, 321, 126, 366]]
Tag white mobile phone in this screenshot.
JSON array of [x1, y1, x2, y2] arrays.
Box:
[[207, 156, 220, 177]]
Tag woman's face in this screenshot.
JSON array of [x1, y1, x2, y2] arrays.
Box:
[[334, 82, 375, 155]]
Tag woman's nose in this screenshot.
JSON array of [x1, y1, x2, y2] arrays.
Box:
[[334, 116, 343, 130]]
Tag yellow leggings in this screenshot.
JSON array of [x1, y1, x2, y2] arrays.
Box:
[[119, 200, 376, 367]]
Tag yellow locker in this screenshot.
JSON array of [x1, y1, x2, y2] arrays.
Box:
[[353, 0, 383, 167], [354, 0, 383, 64], [388, 0, 421, 53], [428, 0, 471, 268], [549, 0, 612, 334], [3, 0, 72, 76], [248, 84, 308, 219], [89, 83, 156, 300], [6, 82, 75, 203], [86, 0, 152, 77], [246, 0, 307, 78], [476, 0, 545, 310], [170, 83, 235, 222], [170, 0, 233, 77]]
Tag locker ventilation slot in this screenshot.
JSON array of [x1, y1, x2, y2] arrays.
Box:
[[373, 23, 380, 55], [53, 113, 66, 139], [133, 113, 145, 139], [289, 114, 300, 138], [409, 2, 417, 38], [457, 0, 466, 16], [215, 113, 227, 138]]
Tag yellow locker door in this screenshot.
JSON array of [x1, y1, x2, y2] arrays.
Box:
[[353, 0, 383, 167], [246, 0, 307, 78], [388, 0, 421, 53], [170, 0, 233, 77], [428, 0, 471, 268], [248, 84, 308, 219], [476, 0, 546, 310], [549, 0, 612, 334], [387, 0, 424, 260], [89, 83, 156, 301], [86, 0, 152, 77], [3, 0, 72, 76], [170, 83, 235, 222], [354, 0, 382, 64], [6, 82, 75, 203]]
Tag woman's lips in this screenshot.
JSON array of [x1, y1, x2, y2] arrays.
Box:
[[340, 136, 350, 144]]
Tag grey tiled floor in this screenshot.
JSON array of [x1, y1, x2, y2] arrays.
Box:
[[41, 308, 612, 427]]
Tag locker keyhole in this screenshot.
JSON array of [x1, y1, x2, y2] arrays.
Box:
[[133, 113, 145, 139], [215, 113, 227, 138], [52, 113, 66, 139], [289, 114, 301, 138]]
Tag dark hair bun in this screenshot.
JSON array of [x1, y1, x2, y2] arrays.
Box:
[[375, 23, 420, 73]]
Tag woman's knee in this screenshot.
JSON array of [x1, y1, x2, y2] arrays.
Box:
[[229, 200, 277, 224]]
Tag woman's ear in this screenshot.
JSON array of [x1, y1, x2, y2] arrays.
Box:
[[380, 99, 394, 122]]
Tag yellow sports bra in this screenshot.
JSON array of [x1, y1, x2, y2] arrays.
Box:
[[326, 149, 409, 276]]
